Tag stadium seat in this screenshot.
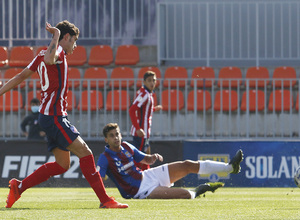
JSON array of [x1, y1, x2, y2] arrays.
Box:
[[4, 68, 26, 88], [35, 46, 47, 56], [136, 66, 161, 88], [106, 90, 130, 111], [163, 66, 188, 88], [187, 90, 212, 111], [77, 90, 103, 111], [272, 66, 297, 88], [240, 90, 265, 111], [245, 66, 270, 88], [82, 67, 107, 89], [190, 67, 215, 88], [161, 89, 184, 111], [115, 45, 139, 65], [268, 89, 293, 111], [66, 90, 76, 111], [109, 67, 134, 88], [217, 66, 243, 88], [88, 45, 113, 66], [214, 90, 238, 111], [68, 67, 81, 89], [28, 72, 41, 89], [25, 90, 42, 110], [0, 90, 23, 111], [8, 46, 34, 67], [66, 45, 87, 66], [0, 46, 8, 67]]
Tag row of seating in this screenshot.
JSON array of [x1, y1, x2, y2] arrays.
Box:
[[0, 44, 139, 67], [1, 88, 299, 112], [0, 65, 298, 90]]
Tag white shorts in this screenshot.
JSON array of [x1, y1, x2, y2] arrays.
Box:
[[133, 164, 173, 199]]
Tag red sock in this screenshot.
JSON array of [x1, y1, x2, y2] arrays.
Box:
[[20, 162, 67, 194], [80, 155, 110, 204]]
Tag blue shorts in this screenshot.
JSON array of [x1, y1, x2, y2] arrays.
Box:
[[38, 114, 80, 152], [132, 136, 150, 153]]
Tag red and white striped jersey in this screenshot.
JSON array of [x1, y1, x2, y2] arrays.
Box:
[[129, 87, 154, 138], [27, 45, 69, 116]]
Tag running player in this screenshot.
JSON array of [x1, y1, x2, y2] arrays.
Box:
[[97, 123, 243, 199], [1, 21, 128, 209], [129, 71, 162, 170]]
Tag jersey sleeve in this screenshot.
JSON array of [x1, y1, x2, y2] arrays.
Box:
[[129, 92, 148, 130], [96, 153, 109, 177]]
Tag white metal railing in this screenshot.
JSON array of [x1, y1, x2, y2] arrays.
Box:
[[158, 0, 300, 66], [0, 0, 158, 47], [1, 78, 300, 141]]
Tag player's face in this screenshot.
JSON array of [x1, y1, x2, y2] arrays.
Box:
[[65, 34, 78, 55], [105, 128, 122, 149], [144, 75, 157, 92]]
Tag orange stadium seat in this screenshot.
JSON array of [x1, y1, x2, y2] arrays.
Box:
[[245, 66, 270, 88], [0, 46, 8, 67], [4, 68, 26, 88], [82, 67, 107, 89], [68, 67, 81, 89], [25, 90, 42, 110], [115, 45, 139, 65], [161, 89, 184, 111], [241, 90, 265, 111], [136, 66, 161, 88], [190, 67, 215, 88], [66, 90, 76, 111], [218, 66, 243, 88], [0, 90, 23, 111], [109, 67, 134, 88], [214, 90, 238, 111], [77, 90, 103, 111], [9, 46, 34, 67], [35, 46, 47, 56], [28, 72, 41, 89], [106, 90, 130, 111], [163, 66, 188, 88], [187, 90, 212, 111], [88, 45, 113, 66], [272, 66, 297, 88], [268, 89, 293, 111], [66, 45, 87, 66]]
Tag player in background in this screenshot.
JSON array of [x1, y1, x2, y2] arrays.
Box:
[[1, 21, 128, 209], [97, 123, 243, 199], [129, 71, 162, 170]]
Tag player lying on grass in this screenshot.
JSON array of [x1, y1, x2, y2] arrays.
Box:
[[97, 123, 243, 199]]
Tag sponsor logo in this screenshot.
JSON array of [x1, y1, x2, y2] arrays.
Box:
[[1, 155, 82, 179]]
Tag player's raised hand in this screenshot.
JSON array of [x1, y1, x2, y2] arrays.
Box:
[[45, 22, 60, 37]]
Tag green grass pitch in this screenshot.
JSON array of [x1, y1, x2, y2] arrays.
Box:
[[1, 187, 300, 219]]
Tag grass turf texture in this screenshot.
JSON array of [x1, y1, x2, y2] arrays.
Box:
[[1, 187, 300, 219]]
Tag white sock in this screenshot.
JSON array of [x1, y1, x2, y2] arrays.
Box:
[[188, 190, 196, 199], [198, 160, 233, 174]]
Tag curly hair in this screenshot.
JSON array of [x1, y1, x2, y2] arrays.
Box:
[[55, 20, 79, 41]]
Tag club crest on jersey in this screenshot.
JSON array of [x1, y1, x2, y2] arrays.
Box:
[[125, 151, 131, 158]]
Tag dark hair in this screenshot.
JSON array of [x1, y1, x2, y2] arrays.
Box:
[[55, 20, 79, 41], [103, 123, 119, 137], [30, 98, 40, 105], [143, 71, 156, 81]]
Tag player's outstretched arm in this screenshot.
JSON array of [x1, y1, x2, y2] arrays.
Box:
[[44, 22, 60, 65], [0, 68, 34, 96], [140, 153, 163, 165]]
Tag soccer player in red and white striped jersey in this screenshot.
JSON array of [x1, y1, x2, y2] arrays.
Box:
[[0, 21, 127, 209], [129, 71, 162, 170]]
